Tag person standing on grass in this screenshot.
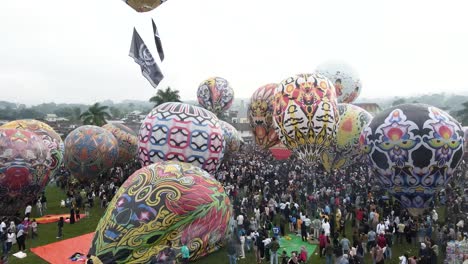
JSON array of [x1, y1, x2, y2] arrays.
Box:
[[227, 236, 238, 264], [36, 199, 43, 216], [269, 236, 280, 264], [70, 206, 76, 224], [57, 217, 64, 239], [31, 219, 38, 239], [16, 226, 25, 252], [41, 193, 47, 213], [6, 230, 14, 255]]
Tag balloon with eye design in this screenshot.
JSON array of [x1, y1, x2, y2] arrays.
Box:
[[361, 104, 465, 216], [88, 161, 232, 264]]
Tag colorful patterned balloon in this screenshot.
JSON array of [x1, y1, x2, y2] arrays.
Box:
[[122, 0, 168, 13], [1, 119, 63, 178], [219, 120, 242, 153], [139, 102, 225, 173], [316, 61, 361, 104], [197, 77, 234, 115], [102, 123, 138, 166], [64, 126, 119, 182], [248, 84, 280, 149], [269, 143, 292, 160], [272, 73, 339, 164], [88, 161, 232, 263], [0, 129, 52, 216], [361, 104, 465, 216], [321, 104, 372, 172]]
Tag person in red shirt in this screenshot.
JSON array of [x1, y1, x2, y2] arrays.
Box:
[[298, 246, 308, 263], [356, 208, 364, 228], [319, 231, 327, 258], [377, 232, 387, 248]]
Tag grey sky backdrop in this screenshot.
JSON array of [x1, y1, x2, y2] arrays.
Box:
[[1, 0, 468, 105]]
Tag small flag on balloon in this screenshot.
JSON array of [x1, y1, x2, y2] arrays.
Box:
[[129, 28, 164, 88], [152, 19, 165, 61]]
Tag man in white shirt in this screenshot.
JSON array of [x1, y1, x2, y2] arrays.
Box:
[[25, 204, 32, 218], [237, 214, 244, 228], [322, 219, 331, 237], [376, 220, 386, 235]]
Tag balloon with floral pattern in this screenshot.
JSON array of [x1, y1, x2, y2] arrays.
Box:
[[361, 104, 465, 216], [197, 77, 234, 116]]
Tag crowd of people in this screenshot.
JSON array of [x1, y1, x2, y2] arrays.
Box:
[[215, 145, 468, 264], [0, 144, 466, 264]]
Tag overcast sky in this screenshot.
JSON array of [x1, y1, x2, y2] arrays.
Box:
[[1, 0, 468, 105]]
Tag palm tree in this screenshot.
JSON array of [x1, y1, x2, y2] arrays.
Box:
[[149, 87, 181, 107], [80, 103, 112, 126]]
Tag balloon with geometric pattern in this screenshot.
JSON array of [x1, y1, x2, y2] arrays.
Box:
[[272, 73, 339, 164], [197, 77, 234, 116], [361, 104, 465, 216], [102, 123, 138, 166], [316, 61, 362, 104], [248, 83, 280, 149], [122, 0, 168, 13], [321, 104, 372, 172], [1, 119, 64, 179], [138, 102, 225, 174], [88, 161, 232, 263], [0, 129, 52, 216], [64, 125, 119, 182]]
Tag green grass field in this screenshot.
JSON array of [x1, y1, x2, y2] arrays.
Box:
[[6, 185, 436, 264]]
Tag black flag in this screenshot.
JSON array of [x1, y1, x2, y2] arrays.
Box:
[[129, 28, 164, 88], [152, 19, 165, 61]]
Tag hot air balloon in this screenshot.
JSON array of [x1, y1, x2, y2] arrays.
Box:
[[197, 77, 234, 116], [219, 120, 242, 153], [361, 104, 465, 216], [88, 161, 231, 263], [0, 129, 52, 216], [316, 61, 361, 104], [1, 119, 63, 178], [64, 126, 119, 182], [122, 0, 168, 13], [272, 73, 339, 164], [102, 123, 138, 166], [321, 104, 372, 172], [248, 84, 280, 149], [138, 102, 225, 173]]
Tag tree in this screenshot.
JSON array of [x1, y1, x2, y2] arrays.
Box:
[[149, 87, 181, 107], [109, 106, 122, 119], [454, 101, 468, 126], [80, 103, 112, 126]]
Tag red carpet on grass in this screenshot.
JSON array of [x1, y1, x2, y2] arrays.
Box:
[[31, 232, 94, 264]]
